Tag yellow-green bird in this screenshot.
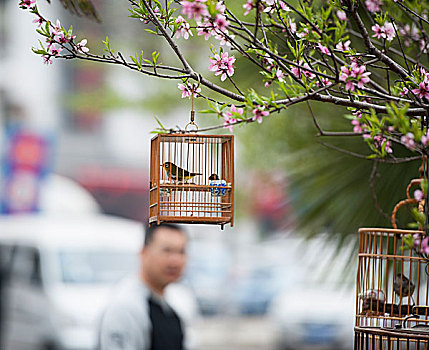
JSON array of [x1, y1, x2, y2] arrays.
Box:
[[161, 162, 202, 183]]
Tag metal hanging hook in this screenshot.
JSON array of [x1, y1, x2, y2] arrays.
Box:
[[185, 74, 201, 132]]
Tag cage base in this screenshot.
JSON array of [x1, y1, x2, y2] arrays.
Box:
[[149, 215, 233, 227]]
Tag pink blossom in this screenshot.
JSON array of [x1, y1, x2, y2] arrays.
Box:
[[296, 27, 309, 38], [321, 78, 332, 86], [279, 1, 290, 11], [353, 110, 362, 119], [216, 1, 226, 14], [422, 133, 429, 146], [196, 21, 214, 40], [48, 45, 62, 57], [422, 237, 429, 255], [317, 43, 331, 56], [336, 10, 347, 21], [180, 0, 208, 20], [42, 55, 53, 65], [243, 0, 254, 16], [399, 87, 408, 97], [19, 0, 36, 9], [401, 132, 416, 150], [214, 14, 229, 32], [373, 135, 392, 153], [291, 61, 315, 80], [412, 82, 429, 99], [208, 52, 236, 81], [336, 40, 351, 52], [46, 38, 55, 50], [51, 19, 62, 36], [383, 22, 396, 41], [32, 15, 44, 27], [139, 7, 160, 24], [223, 114, 236, 132], [288, 19, 297, 34], [384, 140, 393, 154], [76, 39, 89, 53], [214, 31, 234, 46], [252, 107, 269, 123], [372, 22, 396, 41], [56, 31, 75, 44], [226, 105, 244, 118], [420, 39, 429, 54], [414, 233, 421, 248], [351, 120, 362, 133], [176, 16, 193, 39], [275, 68, 285, 82], [263, 54, 274, 71], [315, 78, 332, 87], [420, 68, 429, 83], [372, 24, 384, 39], [339, 63, 371, 91], [414, 190, 424, 201], [178, 82, 201, 99], [262, 0, 275, 13], [365, 0, 382, 13]]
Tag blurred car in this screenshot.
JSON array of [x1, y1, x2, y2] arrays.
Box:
[[230, 264, 288, 315], [0, 213, 142, 350], [184, 239, 232, 315], [0, 213, 200, 350], [267, 234, 357, 350]]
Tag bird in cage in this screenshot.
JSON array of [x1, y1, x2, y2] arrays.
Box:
[[161, 162, 202, 183], [393, 274, 415, 301]]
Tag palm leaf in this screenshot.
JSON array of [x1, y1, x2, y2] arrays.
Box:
[[46, 0, 100, 22]]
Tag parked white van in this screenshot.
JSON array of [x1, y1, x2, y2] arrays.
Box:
[[0, 213, 144, 350]]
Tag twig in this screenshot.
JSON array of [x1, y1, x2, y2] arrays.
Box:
[[318, 141, 420, 163], [369, 160, 391, 222]]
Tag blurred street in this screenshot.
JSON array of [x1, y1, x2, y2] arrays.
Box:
[[195, 315, 277, 350]]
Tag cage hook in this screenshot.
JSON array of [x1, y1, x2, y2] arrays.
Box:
[[185, 75, 201, 132]]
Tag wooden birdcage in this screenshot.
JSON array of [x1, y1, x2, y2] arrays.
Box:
[[149, 133, 234, 227], [354, 227, 429, 349]]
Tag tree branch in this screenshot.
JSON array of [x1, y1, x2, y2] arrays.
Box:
[[346, 0, 411, 81]]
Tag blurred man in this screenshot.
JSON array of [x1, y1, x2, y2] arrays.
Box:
[[98, 223, 188, 350]]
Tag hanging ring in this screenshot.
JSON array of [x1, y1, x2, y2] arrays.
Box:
[[185, 120, 199, 132], [195, 73, 201, 89]]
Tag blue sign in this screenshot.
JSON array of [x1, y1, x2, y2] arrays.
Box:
[[1, 128, 54, 214]]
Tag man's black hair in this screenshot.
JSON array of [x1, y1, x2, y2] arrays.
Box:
[[144, 223, 185, 246]]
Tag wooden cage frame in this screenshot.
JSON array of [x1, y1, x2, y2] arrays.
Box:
[[149, 133, 234, 227], [355, 227, 429, 349]]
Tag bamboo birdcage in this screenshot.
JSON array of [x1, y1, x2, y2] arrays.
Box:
[[354, 177, 429, 349], [149, 133, 234, 227]]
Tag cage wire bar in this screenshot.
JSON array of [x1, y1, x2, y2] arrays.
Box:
[[149, 133, 234, 227]]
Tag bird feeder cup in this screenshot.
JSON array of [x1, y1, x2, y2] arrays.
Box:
[[149, 133, 234, 227]]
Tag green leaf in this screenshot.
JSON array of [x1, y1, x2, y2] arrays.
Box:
[[145, 29, 158, 35], [155, 116, 167, 131], [199, 109, 217, 114]]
